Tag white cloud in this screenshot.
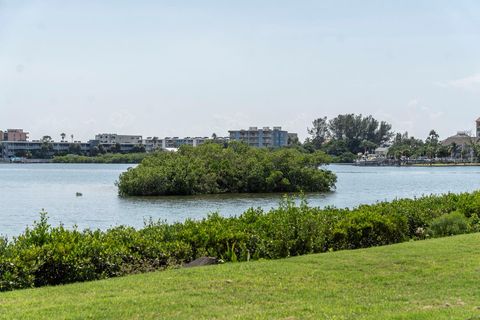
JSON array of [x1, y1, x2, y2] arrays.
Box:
[[437, 73, 480, 92]]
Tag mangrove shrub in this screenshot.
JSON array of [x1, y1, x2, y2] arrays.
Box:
[[2, 191, 480, 291], [117, 142, 336, 196]]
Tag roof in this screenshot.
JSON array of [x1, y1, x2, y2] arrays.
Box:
[[441, 134, 479, 146]]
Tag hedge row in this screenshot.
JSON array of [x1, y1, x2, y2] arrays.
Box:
[[2, 191, 480, 291]]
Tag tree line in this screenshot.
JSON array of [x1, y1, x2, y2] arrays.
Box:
[[302, 114, 393, 162], [303, 114, 480, 163]]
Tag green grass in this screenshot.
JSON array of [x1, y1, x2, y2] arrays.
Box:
[[1, 234, 480, 320]]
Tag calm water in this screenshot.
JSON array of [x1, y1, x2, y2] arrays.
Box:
[[1, 163, 480, 236]]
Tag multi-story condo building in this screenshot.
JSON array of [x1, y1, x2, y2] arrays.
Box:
[[143, 136, 211, 151], [228, 126, 293, 148], [164, 137, 208, 149], [95, 133, 142, 144], [0, 129, 229, 159], [1, 141, 90, 159], [1, 129, 29, 141]]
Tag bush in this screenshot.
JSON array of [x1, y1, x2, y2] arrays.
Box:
[[2, 191, 480, 291], [427, 211, 470, 237], [117, 142, 336, 196], [53, 153, 147, 164]]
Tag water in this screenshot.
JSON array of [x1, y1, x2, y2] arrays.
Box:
[[1, 163, 480, 236]]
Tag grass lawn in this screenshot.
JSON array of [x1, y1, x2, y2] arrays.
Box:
[[1, 234, 480, 319]]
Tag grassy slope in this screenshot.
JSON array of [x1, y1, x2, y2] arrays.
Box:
[[1, 234, 480, 320]]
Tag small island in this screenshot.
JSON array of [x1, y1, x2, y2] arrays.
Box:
[[117, 142, 336, 196]]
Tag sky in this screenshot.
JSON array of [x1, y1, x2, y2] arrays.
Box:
[[1, 0, 480, 141]]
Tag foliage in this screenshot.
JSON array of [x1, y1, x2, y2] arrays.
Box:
[[52, 153, 148, 164], [306, 114, 393, 160], [427, 211, 470, 237], [331, 152, 356, 163], [387, 130, 466, 161], [117, 142, 336, 196], [1, 191, 480, 291], [2, 233, 480, 319], [387, 132, 425, 159]]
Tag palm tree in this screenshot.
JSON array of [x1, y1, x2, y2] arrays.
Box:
[[360, 140, 377, 155], [60, 133, 66, 142], [70, 134, 74, 143], [448, 142, 458, 159]]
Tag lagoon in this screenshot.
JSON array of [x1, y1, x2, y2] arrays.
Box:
[[1, 163, 480, 236]]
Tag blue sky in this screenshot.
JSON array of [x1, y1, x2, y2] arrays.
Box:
[[1, 0, 480, 141]]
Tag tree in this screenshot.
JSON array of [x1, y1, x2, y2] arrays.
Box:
[[41, 136, 52, 143], [309, 114, 393, 155], [38, 136, 53, 159], [387, 132, 425, 160], [328, 114, 392, 151], [287, 134, 300, 146], [448, 142, 459, 158], [131, 144, 146, 153], [425, 130, 439, 146], [425, 130, 440, 158], [467, 138, 480, 162], [110, 143, 122, 153], [118, 142, 336, 196], [308, 117, 329, 149], [359, 140, 377, 154], [68, 143, 83, 155]]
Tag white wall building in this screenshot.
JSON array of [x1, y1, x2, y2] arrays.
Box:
[[95, 133, 142, 144]]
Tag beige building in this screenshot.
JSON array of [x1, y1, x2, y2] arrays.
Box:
[[2, 129, 29, 141]]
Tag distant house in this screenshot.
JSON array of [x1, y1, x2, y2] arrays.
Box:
[[441, 131, 478, 147], [374, 147, 389, 157]]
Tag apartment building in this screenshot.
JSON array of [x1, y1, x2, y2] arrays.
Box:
[[1, 129, 29, 141], [143, 136, 211, 151], [228, 126, 293, 148], [1, 141, 90, 159], [95, 133, 142, 144]]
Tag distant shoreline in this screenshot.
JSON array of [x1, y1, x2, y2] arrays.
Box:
[[409, 163, 480, 167]]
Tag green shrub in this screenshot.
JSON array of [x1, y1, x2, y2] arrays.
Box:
[[53, 153, 147, 164], [2, 191, 480, 291], [427, 211, 470, 237], [331, 210, 408, 250], [117, 142, 336, 196]]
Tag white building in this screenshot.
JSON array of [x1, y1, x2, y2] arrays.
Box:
[[95, 133, 142, 144], [143, 136, 212, 151]]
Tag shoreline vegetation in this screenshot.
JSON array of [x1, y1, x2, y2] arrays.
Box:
[[1, 191, 480, 291], [117, 142, 336, 196], [2, 233, 478, 319], [52, 153, 147, 164]]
